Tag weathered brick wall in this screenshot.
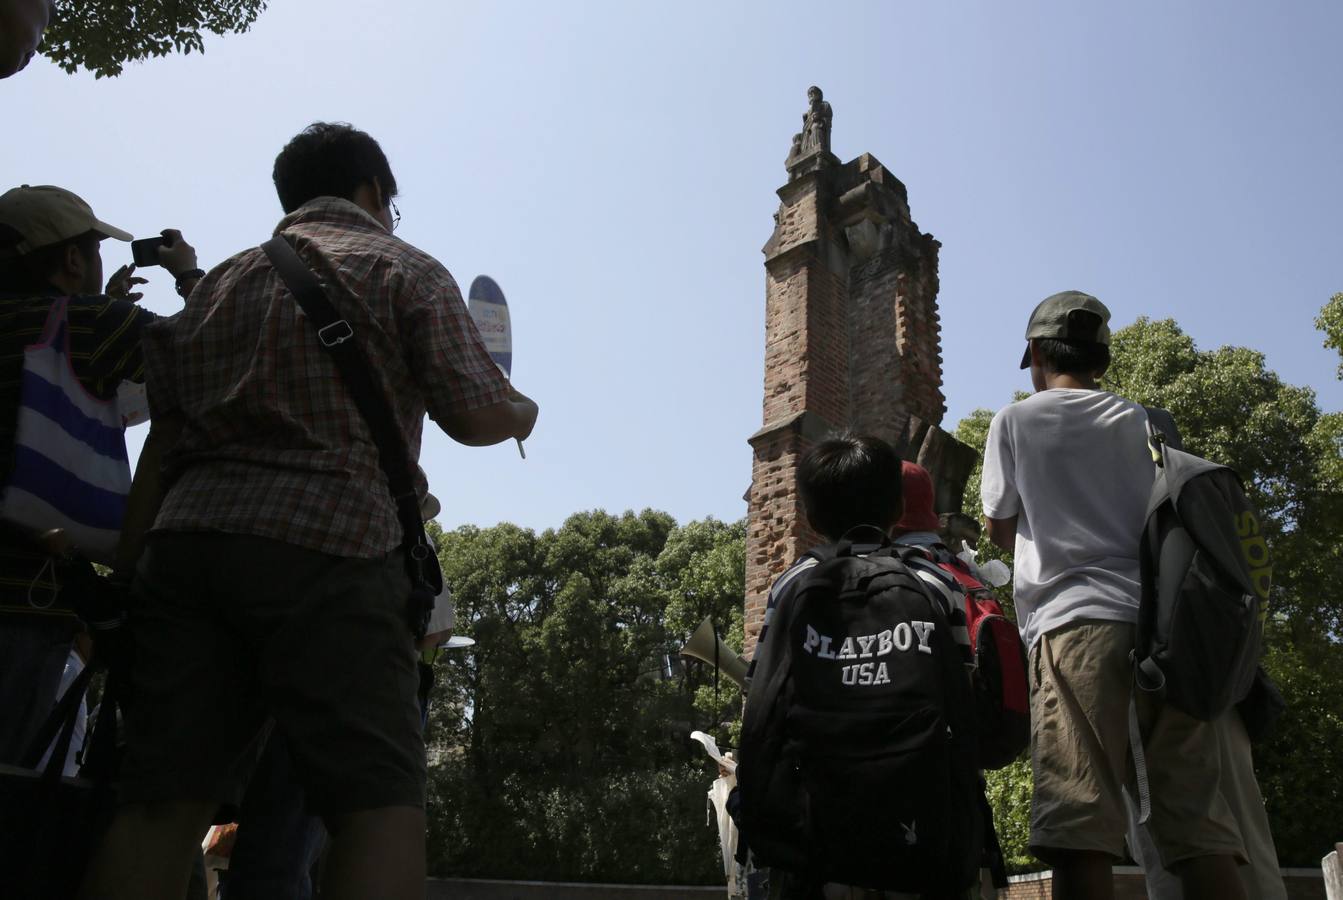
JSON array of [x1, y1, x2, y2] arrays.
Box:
[[803, 260, 850, 427], [744, 133, 976, 659], [762, 175, 851, 430], [747, 168, 850, 658], [844, 167, 946, 435], [744, 421, 822, 652], [893, 236, 946, 423], [1001, 871, 1149, 900], [847, 239, 946, 442], [848, 253, 913, 444]]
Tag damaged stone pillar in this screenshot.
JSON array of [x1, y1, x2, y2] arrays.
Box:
[[744, 89, 977, 659]]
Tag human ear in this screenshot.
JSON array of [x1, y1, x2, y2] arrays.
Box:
[[62, 242, 85, 280]]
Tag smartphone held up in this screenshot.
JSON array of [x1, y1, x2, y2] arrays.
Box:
[[130, 232, 176, 267]]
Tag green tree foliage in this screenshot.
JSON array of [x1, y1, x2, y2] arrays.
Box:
[[982, 757, 1033, 872], [1104, 317, 1343, 638], [41, 0, 267, 77], [1254, 634, 1343, 864], [1316, 293, 1343, 380], [961, 312, 1343, 868], [423, 510, 745, 883]]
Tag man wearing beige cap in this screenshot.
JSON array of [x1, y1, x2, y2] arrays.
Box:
[[0, 184, 198, 766], [980, 292, 1247, 899]]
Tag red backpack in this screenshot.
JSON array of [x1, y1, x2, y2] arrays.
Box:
[[928, 548, 1030, 770]]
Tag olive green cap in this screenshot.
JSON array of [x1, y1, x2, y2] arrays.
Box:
[[1020, 290, 1112, 368], [0, 184, 132, 257]]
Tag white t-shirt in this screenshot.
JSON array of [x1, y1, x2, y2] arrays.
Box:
[[981, 389, 1154, 651]]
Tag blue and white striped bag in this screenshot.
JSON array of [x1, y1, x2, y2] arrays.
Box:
[[0, 298, 132, 564]]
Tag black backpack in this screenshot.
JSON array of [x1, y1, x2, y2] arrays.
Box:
[[737, 534, 984, 896], [1135, 415, 1270, 720]]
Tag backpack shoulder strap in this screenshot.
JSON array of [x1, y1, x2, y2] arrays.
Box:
[[1141, 406, 1168, 468], [775, 555, 821, 592], [1142, 405, 1187, 456], [261, 236, 441, 635], [892, 546, 973, 664], [901, 548, 961, 607], [807, 525, 895, 563], [803, 544, 837, 564], [260, 236, 420, 535], [746, 555, 821, 684], [741, 567, 804, 742], [261, 239, 424, 542]]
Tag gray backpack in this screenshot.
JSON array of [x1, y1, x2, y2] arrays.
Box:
[[1134, 410, 1270, 720]]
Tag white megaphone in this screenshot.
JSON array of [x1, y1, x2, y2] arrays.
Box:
[[679, 616, 749, 691]]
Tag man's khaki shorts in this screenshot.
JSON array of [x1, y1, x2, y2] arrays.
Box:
[[1028, 620, 1245, 867], [118, 531, 426, 817]]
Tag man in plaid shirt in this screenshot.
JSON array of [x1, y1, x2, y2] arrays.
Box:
[[84, 123, 538, 900]]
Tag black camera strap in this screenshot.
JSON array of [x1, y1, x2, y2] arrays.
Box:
[[261, 236, 441, 635]]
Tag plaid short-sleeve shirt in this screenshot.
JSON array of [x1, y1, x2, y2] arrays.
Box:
[[144, 197, 510, 558]]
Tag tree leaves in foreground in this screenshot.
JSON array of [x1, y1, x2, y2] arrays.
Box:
[[961, 310, 1343, 869], [424, 511, 745, 883], [1104, 316, 1343, 640], [1316, 293, 1343, 380], [42, 0, 267, 77]]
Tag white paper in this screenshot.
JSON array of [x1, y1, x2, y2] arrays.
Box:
[[690, 730, 736, 773]]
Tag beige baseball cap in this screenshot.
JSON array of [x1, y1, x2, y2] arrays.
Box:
[[0, 185, 132, 256]]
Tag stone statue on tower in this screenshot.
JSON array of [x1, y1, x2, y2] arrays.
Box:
[[787, 85, 833, 166]]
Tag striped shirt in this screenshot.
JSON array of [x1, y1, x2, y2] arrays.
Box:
[[747, 543, 973, 681], [144, 197, 510, 559], [0, 289, 153, 613]]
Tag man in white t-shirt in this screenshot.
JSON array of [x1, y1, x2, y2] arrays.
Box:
[[980, 291, 1246, 900]]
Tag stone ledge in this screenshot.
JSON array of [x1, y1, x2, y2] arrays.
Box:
[[747, 409, 835, 449], [763, 237, 819, 272]]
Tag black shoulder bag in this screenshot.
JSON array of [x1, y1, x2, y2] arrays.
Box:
[[261, 236, 441, 638]]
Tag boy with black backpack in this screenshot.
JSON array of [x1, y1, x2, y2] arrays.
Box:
[[738, 433, 987, 900]]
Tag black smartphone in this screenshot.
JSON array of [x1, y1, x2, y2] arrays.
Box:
[[130, 236, 166, 267]]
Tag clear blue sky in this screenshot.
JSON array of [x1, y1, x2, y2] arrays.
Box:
[[5, 1, 1340, 532]]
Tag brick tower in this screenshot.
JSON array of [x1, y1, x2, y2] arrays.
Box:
[[744, 87, 977, 658]]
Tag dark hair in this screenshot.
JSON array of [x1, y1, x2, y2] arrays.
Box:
[[272, 122, 398, 214], [1035, 338, 1111, 377], [798, 432, 904, 541], [0, 227, 99, 293]]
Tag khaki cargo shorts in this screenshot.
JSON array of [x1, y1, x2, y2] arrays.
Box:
[[1028, 620, 1246, 867]]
